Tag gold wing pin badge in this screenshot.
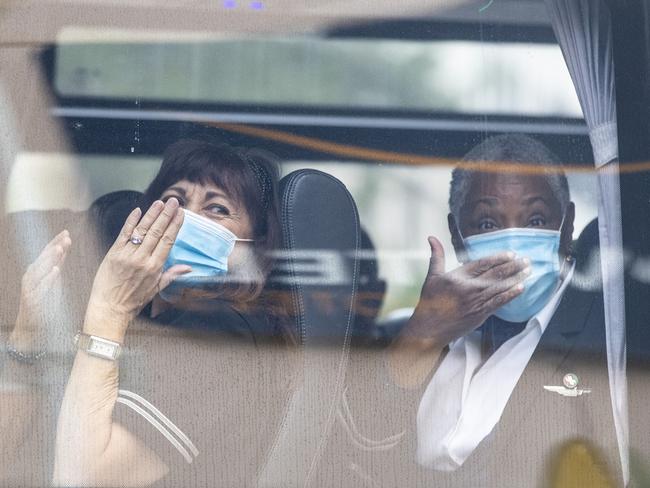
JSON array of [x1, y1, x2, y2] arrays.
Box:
[[544, 373, 592, 397]]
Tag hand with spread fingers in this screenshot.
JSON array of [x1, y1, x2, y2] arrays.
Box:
[[83, 198, 191, 343], [404, 236, 530, 347], [10, 230, 72, 353], [389, 236, 529, 388]]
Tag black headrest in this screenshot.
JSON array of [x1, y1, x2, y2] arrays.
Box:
[[573, 218, 599, 267], [571, 217, 602, 291], [89, 190, 143, 251], [271, 169, 361, 345], [257, 169, 360, 487], [351, 227, 387, 344]]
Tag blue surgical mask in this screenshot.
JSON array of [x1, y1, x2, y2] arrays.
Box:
[[462, 226, 562, 322], [159, 209, 253, 302]]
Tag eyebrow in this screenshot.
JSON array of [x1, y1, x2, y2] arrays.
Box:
[[163, 186, 186, 197], [468, 196, 499, 208], [164, 187, 231, 203], [522, 196, 551, 206], [204, 190, 229, 201]]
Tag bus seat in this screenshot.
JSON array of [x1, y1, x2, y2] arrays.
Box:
[[88, 190, 143, 252], [258, 169, 361, 487]]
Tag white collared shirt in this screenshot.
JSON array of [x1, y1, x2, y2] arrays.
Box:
[[416, 263, 575, 471]]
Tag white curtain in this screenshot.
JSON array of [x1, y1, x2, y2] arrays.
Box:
[[545, 0, 628, 483]]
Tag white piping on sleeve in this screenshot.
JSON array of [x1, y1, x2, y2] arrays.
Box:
[[116, 390, 199, 464], [118, 389, 199, 457]]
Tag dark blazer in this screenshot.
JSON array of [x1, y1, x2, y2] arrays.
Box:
[[311, 283, 623, 488]]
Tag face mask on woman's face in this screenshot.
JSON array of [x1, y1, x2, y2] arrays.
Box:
[[159, 209, 254, 303], [461, 221, 564, 323]]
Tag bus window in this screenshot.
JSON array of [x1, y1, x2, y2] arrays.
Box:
[[1, 1, 647, 487]]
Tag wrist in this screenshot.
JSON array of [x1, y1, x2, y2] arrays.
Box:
[[8, 328, 41, 352], [388, 332, 442, 390], [399, 311, 450, 352], [9, 313, 45, 354], [83, 302, 132, 344]]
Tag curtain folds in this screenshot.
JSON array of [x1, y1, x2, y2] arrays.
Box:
[[545, 0, 628, 483]]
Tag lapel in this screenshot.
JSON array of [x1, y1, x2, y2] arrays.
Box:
[[491, 285, 623, 485], [534, 284, 598, 372], [500, 284, 598, 428]]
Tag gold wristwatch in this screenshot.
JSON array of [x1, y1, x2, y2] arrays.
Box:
[[73, 332, 122, 361]]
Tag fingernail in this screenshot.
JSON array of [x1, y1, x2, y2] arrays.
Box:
[[517, 283, 524, 291], [153, 200, 164, 209], [166, 197, 179, 208]]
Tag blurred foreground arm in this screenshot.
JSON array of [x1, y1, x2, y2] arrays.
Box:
[[0, 230, 71, 480]]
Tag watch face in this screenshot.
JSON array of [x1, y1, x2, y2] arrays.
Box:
[[88, 337, 117, 358]]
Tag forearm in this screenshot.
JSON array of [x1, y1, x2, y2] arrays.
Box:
[[53, 305, 125, 485], [54, 356, 167, 487], [387, 310, 454, 389], [53, 309, 167, 487], [388, 334, 445, 389], [53, 351, 119, 482], [0, 318, 47, 470], [0, 358, 43, 481]]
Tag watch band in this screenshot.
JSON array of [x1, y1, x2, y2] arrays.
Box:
[[74, 332, 122, 361]]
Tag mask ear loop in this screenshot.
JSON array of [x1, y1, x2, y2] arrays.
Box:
[[557, 212, 575, 281], [557, 212, 572, 259], [453, 220, 471, 264], [557, 212, 567, 234]]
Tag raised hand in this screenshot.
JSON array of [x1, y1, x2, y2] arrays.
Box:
[[83, 198, 190, 343], [405, 237, 530, 346], [10, 230, 72, 350], [405, 236, 530, 347], [389, 236, 529, 388]]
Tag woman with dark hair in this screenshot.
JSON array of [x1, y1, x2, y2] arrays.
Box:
[[139, 140, 281, 308], [51, 139, 291, 487]]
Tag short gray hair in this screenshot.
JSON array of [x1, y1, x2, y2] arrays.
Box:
[[449, 134, 570, 222]]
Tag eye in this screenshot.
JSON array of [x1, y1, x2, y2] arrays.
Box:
[[478, 219, 499, 232], [206, 204, 231, 216], [528, 216, 546, 227]]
